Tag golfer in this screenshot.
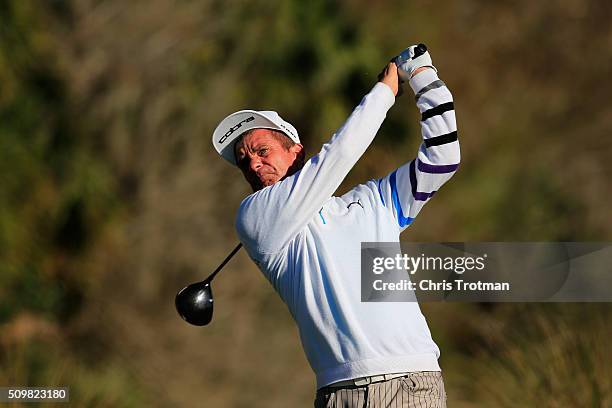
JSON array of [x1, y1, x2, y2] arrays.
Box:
[[212, 44, 459, 407]]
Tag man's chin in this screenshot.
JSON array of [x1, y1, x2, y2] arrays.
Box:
[[250, 177, 279, 191], [261, 178, 279, 187]]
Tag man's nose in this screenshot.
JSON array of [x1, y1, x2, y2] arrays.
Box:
[[249, 155, 263, 172]]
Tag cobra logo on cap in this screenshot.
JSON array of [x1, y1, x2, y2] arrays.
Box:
[[218, 116, 255, 144]]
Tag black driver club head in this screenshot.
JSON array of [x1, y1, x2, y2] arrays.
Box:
[[175, 280, 214, 326], [175, 243, 242, 327]]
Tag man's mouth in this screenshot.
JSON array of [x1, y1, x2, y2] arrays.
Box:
[[256, 172, 279, 186], [256, 171, 274, 179]]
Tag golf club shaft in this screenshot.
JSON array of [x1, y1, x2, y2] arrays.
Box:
[[205, 242, 243, 283]]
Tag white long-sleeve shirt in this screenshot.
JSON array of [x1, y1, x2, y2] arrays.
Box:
[[236, 69, 460, 388]]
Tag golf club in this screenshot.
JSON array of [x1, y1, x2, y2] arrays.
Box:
[[175, 243, 243, 326]]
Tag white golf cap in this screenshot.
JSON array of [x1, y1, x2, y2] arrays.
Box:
[[212, 110, 300, 165]]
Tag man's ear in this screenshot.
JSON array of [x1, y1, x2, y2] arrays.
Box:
[[291, 142, 303, 155], [293, 143, 305, 161]]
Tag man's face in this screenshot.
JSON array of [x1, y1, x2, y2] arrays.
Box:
[[234, 129, 304, 191]]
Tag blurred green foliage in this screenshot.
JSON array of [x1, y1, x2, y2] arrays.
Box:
[[0, 0, 611, 406], [0, 0, 116, 322]]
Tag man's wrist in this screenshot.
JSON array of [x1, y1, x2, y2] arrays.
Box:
[[408, 67, 439, 95], [410, 66, 432, 78]]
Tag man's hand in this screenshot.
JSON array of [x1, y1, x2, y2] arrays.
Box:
[[395, 43, 436, 82], [377, 61, 430, 98], [378, 62, 401, 97]]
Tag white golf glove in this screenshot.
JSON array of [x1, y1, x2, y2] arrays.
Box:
[[394, 44, 436, 82]]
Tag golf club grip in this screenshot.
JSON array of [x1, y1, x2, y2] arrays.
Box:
[[413, 43, 427, 59], [206, 242, 243, 282]]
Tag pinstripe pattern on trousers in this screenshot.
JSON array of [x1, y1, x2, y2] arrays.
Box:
[[314, 372, 446, 408]]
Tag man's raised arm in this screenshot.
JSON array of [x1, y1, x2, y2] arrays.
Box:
[[377, 45, 461, 231]]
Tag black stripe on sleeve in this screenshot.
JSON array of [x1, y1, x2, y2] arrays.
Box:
[[421, 102, 454, 121], [424, 131, 458, 148], [415, 80, 445, 102]]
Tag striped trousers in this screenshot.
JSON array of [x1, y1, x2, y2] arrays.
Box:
[[314, 372, 446, 408]]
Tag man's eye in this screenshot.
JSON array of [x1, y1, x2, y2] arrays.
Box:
[[258, 148, 268, 156]]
